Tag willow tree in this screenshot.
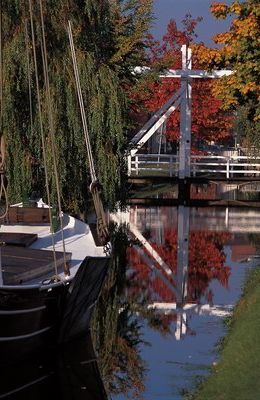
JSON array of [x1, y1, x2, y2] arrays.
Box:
[[0, 0, 153, 211]]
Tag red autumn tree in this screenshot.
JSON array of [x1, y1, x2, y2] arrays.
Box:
[[130, 14, 233, 145]]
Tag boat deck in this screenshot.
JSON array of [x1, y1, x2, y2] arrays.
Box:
[[1, 233, 71, 285], [2, 246, 71, 285], [0, 210, 107, 285], [0, 232, 38, 247]]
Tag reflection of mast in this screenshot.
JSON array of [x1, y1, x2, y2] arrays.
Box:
[[176, 206, 189, 307], [175, 205, 190, 339]]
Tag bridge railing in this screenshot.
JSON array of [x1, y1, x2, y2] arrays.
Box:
[[128, 154, 260, 178], [128, 154, 179, 177]]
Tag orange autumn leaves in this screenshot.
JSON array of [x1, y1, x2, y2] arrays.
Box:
[[193, 1, 260, 119], [130, 1, 259, 144]]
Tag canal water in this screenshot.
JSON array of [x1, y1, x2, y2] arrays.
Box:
[[101, 205, 260, 400], [2, 205, 260, 400]]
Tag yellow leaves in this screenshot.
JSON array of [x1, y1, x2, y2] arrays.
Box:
[[212, 83, 238, 109], [211, 2, 229, 18], [232, 15, 259, 38], [230, 2, 242, 15], [211, 74, 242, 109], [192, 44, 224, 68], [214, 32, 232, 44], [207, 0, 260, 134], [240, 82, 259, 95], [222, 45, 234, 58], [212, 73, 259, 110]]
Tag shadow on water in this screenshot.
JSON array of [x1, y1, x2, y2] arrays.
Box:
[[0, 333, 107, 400]]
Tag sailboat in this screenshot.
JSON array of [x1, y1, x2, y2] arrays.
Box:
[[0, 8, 110, 361]]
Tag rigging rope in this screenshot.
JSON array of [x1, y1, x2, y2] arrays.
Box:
[[0, 0, 8, 220], [68, 21, 109, 246], [38, 0, 69, 276], [25, 22, 33, 141], [28, 0, 58, 277], [67, 22, 96, 183]]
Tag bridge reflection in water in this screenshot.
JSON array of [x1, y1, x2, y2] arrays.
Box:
[[111, 205, 260, 341], [128, 179, 260, 206]]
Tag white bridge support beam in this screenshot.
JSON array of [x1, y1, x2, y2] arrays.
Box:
[[148, 303, 233, 317], [179, 45, 192, 179], [149, 301, 233, 341], [129, 87, 184, 158]]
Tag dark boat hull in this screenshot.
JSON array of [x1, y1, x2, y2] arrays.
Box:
[[0, 257, 109, 363], [0, 283, 67, 362], [0, 333, 108, 400]]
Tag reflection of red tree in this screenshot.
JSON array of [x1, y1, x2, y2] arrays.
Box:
[[128, 231, 231, 304]]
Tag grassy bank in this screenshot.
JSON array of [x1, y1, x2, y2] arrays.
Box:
[[188, 266, 260, 400]]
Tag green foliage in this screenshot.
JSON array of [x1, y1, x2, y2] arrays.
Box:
[[110, 0, 153, 73], [1, 0, 128, 211], [234, 103, 260, 148], [0, 0, 152, 211]]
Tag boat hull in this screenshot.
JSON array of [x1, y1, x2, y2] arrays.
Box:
[[0, 283, 67, 362], [0, 256, 110, 363]]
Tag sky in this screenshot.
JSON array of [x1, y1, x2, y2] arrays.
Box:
[[151, 0, 233, 46]]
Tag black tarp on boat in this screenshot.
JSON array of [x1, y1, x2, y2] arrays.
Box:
[[58, 256, 110, 343]]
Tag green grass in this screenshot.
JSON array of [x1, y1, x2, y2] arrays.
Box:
[[188, 267, 260, 400]]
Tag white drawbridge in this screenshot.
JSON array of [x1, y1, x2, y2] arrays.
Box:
[[128, 45, 233, 180]]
